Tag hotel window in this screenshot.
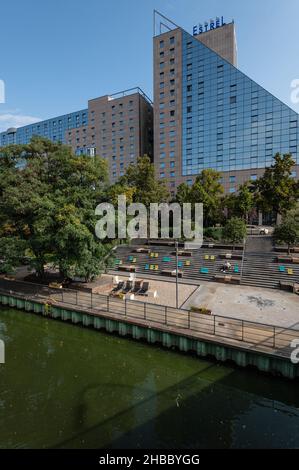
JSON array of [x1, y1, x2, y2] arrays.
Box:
[[170, 58, 175, 65], [170, 36, 175, 45], [229, 187, 236, 193], [159, 40, 164, 48], [160, 163, 165, 169], [170, 161, 175, 168], [170, 110, 175, 117], [160, 172, 165, 178], [250, 174, 257, 181], [160, 51, 164, 58], [170, 171, 175, 178]]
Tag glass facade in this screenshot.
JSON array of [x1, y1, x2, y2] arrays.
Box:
[[181, 30, 299, 176], [0, 109, 88, 147]]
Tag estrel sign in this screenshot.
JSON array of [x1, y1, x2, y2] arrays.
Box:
[[193, 17, 226, 36]]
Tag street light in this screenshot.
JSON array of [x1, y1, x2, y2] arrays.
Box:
[[175, 240, 179, 309]]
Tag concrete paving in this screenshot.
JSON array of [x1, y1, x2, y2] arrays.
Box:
[[182, 282, 299, 328]]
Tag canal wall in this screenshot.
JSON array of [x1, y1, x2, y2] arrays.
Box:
[[0, 291, 298, 380]]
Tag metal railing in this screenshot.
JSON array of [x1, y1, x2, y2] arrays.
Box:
[[0, 278, 298, 359]]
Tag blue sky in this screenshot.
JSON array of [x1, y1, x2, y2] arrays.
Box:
[[0, 0, 299, 131]]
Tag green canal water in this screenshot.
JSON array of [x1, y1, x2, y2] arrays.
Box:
[[0, 306, 299, 449]]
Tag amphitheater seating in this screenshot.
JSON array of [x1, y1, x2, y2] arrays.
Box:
[[110, 243, 299, 290]]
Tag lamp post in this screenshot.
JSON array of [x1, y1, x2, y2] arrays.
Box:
[[175, 240, 179, 309]]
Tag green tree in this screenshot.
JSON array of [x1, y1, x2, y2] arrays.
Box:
[[175, 182, 191, 204], [0, 137, 111, 281], [253, 153, 299, 222], [119, 156, 169, 207], [273, 217, 299, 255], [0, 237, 27, 274], [222, 217, 247, 249], [190, 169, 224, 227], [224, 183, 255, 222]]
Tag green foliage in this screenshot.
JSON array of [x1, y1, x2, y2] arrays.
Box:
[[0, 137, 111, 281], [0, 237, 27, 274], [203, 227, 223, 241], [175, 183, 191, 205], [253, 153, 299, 220], [119, 155, 169, 207], [224, 183, 255, 221], [273, 215, 299, 254], [222, 217, 247, 247], [175, 169, 224, 227]]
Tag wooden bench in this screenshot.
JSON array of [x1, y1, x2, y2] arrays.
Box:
[[118, 265, 136, 272], [276, 256, 299, 264], [280, 281, 299, 294], [219, 253, 243, 261], [214, 274, 241, 285], [171, 250, 192, 257], [161, 269, 184, 278]]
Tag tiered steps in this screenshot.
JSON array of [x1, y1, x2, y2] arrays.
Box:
[[111, 245, 242, 283], [241, 252, 299, 289]]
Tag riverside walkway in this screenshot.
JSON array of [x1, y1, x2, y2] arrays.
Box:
[[0, 278, 298, 365]]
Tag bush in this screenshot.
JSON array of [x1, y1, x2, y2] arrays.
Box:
[[204, 227, 223, 241], [190, 306, 212, 315]]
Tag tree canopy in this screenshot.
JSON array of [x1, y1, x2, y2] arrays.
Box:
[[0, 137, 111, 281], [253, 153, 299, 221]]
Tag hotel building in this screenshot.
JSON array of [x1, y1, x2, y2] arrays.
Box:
[[0, 88, 153, 182], [153, 13, 299, 195]]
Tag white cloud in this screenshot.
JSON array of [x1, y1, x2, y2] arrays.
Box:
[[0, 113, 41, 132]]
